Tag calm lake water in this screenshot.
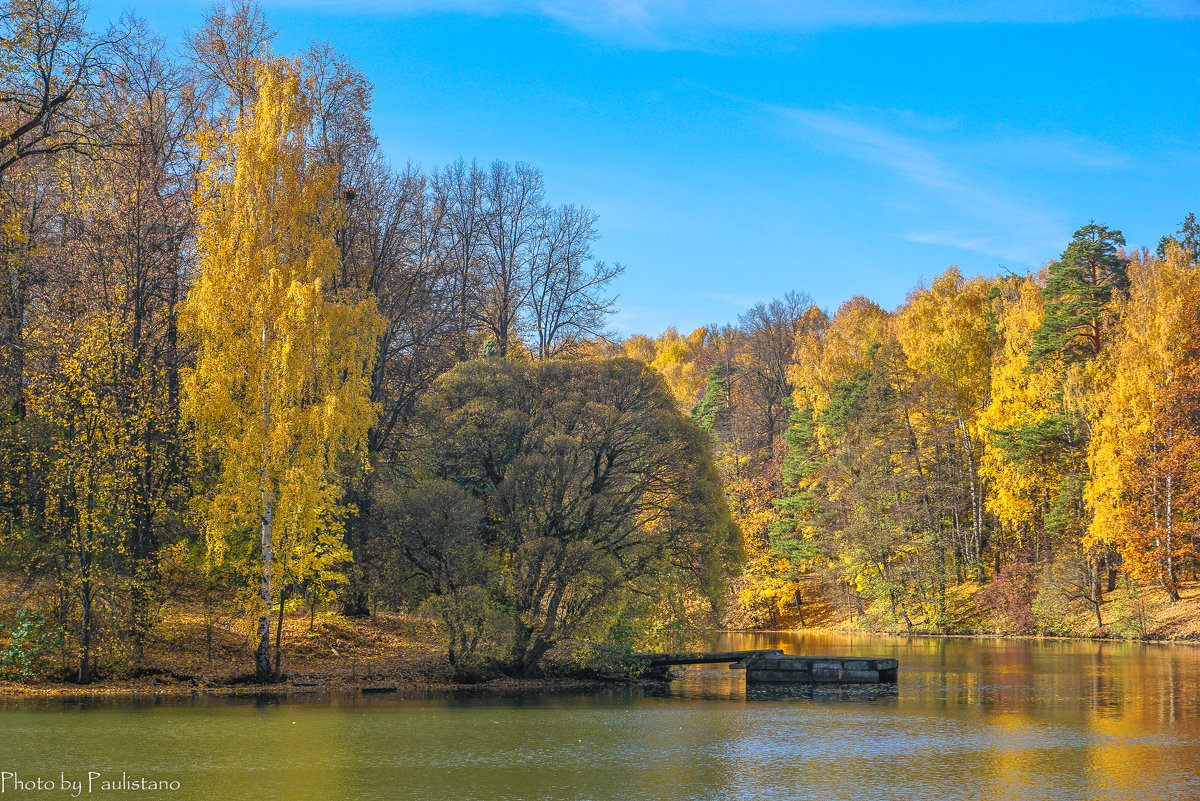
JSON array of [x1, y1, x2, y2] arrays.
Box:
[[3, 631, 1199, 801]]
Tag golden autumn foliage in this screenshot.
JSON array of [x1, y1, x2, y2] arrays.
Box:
[[0, 3, 641, 682], [646, 326, 711, 408], [626, 251, 1199, 635], [24, 308, 143, 682], [0, 0, 1196, 687], [180, 59, 383, 677], [790, 296, 889, 416], [1087, 248, 1200, 598], [978, 273, 1063, 543], [727, 472, 796, 628]]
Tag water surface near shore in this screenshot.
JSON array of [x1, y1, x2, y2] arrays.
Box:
[[3, 630, 1198, 800]]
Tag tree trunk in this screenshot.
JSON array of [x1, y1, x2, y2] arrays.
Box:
[[274, 583, 287, 676], [255, 502, 274, 681], [960, 418, 984, 567], [256, 323, 275, 682], [78, 505, 93, 684], [79, 579, 91, 684], [520, 633, 552, 677], [341, 589, 371, 618], [1164, 469, 1179, 602], [340, 492, 372, 617]]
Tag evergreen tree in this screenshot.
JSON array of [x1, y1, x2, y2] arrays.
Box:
[[1016, 223, 1128, 593], [768, 398, 822, 560], [691, 363, 732, 433], [1156, 212, 1200, 262], [1029, 222, 1129, 367]]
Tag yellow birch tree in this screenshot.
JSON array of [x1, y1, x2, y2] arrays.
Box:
[[978, 273, 1062, 550], [1086, 247, 1200, 599], [181, 59, 382, 680], [895, 268, 995, 566]]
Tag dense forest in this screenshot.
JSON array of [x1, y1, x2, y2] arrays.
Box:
[[0, 0, 1196, 687], [620, 225, 1200, 639]]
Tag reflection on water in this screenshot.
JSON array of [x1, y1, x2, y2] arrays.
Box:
[[2, 631, 1199, 801], [742, 682, 899, 703], [650, 663, 899, 703]]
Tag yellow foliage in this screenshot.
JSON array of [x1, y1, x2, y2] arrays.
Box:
[[621, 334, 656, 363], [26, 309, 141, 543], [728, 474, 798, 626], [1086, 247, 1200, 549], [180, 59, 384, 599], [978, 273, 1060, 537], [790, 296, 888, 414], [645, 327, 707, 409], [896, 268, 994, 419]]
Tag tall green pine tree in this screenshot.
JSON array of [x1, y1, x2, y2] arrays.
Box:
[[1028, 222, 1129, 367]]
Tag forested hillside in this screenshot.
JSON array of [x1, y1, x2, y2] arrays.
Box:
[[622, 224, 1200, 638]]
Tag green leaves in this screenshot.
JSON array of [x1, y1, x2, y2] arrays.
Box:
[[690, 363, 732, 433], [1029, 222, 1129, 367], [0, 607, 62, 681], [401, 356, 739, 675]]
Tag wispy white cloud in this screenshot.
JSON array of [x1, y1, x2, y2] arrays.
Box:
[[773, 107, 961, 192], [901, 230, 1044, 263], [766, 105, 1074, 264], [543, 0, 1198, 46], [264, 0, 1200, 48]]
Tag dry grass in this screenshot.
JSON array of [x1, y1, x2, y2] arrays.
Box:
[[134, 605, 453, 685], [1143, 581, 1200, 640], [0, 604, 449, 698], [800, 577, 1200, 643], [0, 584, 629, 698]]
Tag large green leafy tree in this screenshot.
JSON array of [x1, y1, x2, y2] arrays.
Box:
[[410, 357, 740, 676]]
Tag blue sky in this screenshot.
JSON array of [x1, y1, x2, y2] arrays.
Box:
[[87, 1, 1200, 334]]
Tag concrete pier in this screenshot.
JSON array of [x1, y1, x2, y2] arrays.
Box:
[[741, 655, 898, 683]]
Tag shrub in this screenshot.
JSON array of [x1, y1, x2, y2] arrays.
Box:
[[1031, 560, 1077, 636], [0, 607, 63, 681], [1109, 575, 1153, 640], [976, 561, 1038, 633]]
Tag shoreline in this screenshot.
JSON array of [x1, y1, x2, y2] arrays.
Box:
[[6, 625, 1200, 702], [0, 674, 658, 703], [728, 625, 1200, 646]]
